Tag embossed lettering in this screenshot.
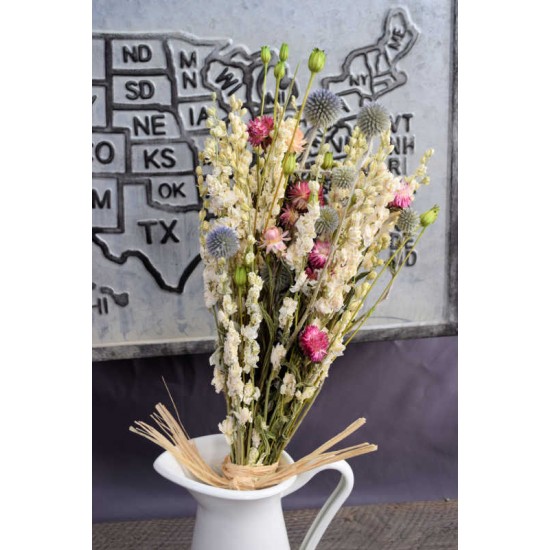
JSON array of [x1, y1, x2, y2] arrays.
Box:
[[125, 80, 155, 100], [122, 44, 152, 63]]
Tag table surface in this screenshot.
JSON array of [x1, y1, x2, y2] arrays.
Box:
[[93, 500, 458, 549]]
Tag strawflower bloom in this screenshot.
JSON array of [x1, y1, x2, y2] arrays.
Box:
[[247, 115, 274, 149], [305, 266, 318, 280], [261, 226, 289, 254], [279, 204, 300, 228], [308, 239, 331, 269], [388, 181, 413, 209], [300, 325, 329, 362], [288, 180, 311, 212]]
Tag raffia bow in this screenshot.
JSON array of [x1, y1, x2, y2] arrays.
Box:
[[130, 402, 378, 490]]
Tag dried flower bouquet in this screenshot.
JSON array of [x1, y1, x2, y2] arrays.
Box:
[[132, 44, 438, 488]]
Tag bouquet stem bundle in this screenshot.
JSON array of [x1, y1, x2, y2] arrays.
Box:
[[130, 401, 376, 490]]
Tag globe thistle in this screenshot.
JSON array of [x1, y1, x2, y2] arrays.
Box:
[[205, 226, 240, 259], [304, 89, 343, 129], [398, 209, 420, 234], [357, 102, 390, 138], [331, 166, 356, 189], [315, 206, 339, 235]]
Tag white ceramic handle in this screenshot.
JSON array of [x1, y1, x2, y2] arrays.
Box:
[[282, 460, 354, 550]]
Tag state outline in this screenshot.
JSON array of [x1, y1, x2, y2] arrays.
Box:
[[93, 178, 202, 293]]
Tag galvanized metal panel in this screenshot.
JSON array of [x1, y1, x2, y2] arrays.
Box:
[[92, 0, 457, 360]]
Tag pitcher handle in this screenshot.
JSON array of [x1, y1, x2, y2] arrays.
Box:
[[282, 459, 354, 550]]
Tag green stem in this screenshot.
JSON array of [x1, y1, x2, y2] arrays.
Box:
[[262, 72, 316, 233], [252, 67, 296, 236], [273, 77, 281, 127], [343, 227, 427, 346], [299, 125, 320, 170], [287, 138, 374, 348], [286, 178, 355, 348], [260, 63, 268, 116], [339, 235, 411, 338]]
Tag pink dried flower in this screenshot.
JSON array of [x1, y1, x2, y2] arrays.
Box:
[[388, 181, 413, 209], [260, 226, 289, 254], [247, 116, 274, 149], [279, 204, 300, 228], [300, 325, 329, 363], [318, 184, 325, 206], [305, 266, 318, 280], [308, 240, 331, 269], [288, 180, 311, 212]]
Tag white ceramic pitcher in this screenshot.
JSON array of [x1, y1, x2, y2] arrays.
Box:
[[153, 433, 354, 550]]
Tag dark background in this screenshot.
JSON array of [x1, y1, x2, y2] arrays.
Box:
[[93, 335, 457, 523]]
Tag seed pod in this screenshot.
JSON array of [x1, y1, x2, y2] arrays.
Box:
[[420, 205, 440, 227], [279, 43, 289, 62], [274, 61, 285, 80], [308, 48, 326, 73], [321, 152, 334, 170], [282, 153, 297, 176], [234, 265, 247, 287], [260, 46, 271, 65]]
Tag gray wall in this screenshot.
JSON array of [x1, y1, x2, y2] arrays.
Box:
[[93, 335, 457, 522]]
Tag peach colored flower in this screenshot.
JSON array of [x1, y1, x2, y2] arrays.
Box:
[[287, 127, 306, 153]]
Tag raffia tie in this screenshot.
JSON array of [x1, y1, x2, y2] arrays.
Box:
[[131, 402, 378, 491], [222, 456, 280, 490]]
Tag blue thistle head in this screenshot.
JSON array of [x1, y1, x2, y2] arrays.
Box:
[[304, 89, 343, 128], [205, 226, 240, 259], [331, 166, 356, 189], [315, 206, 339, 235], [357, 102, 390, 138]]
